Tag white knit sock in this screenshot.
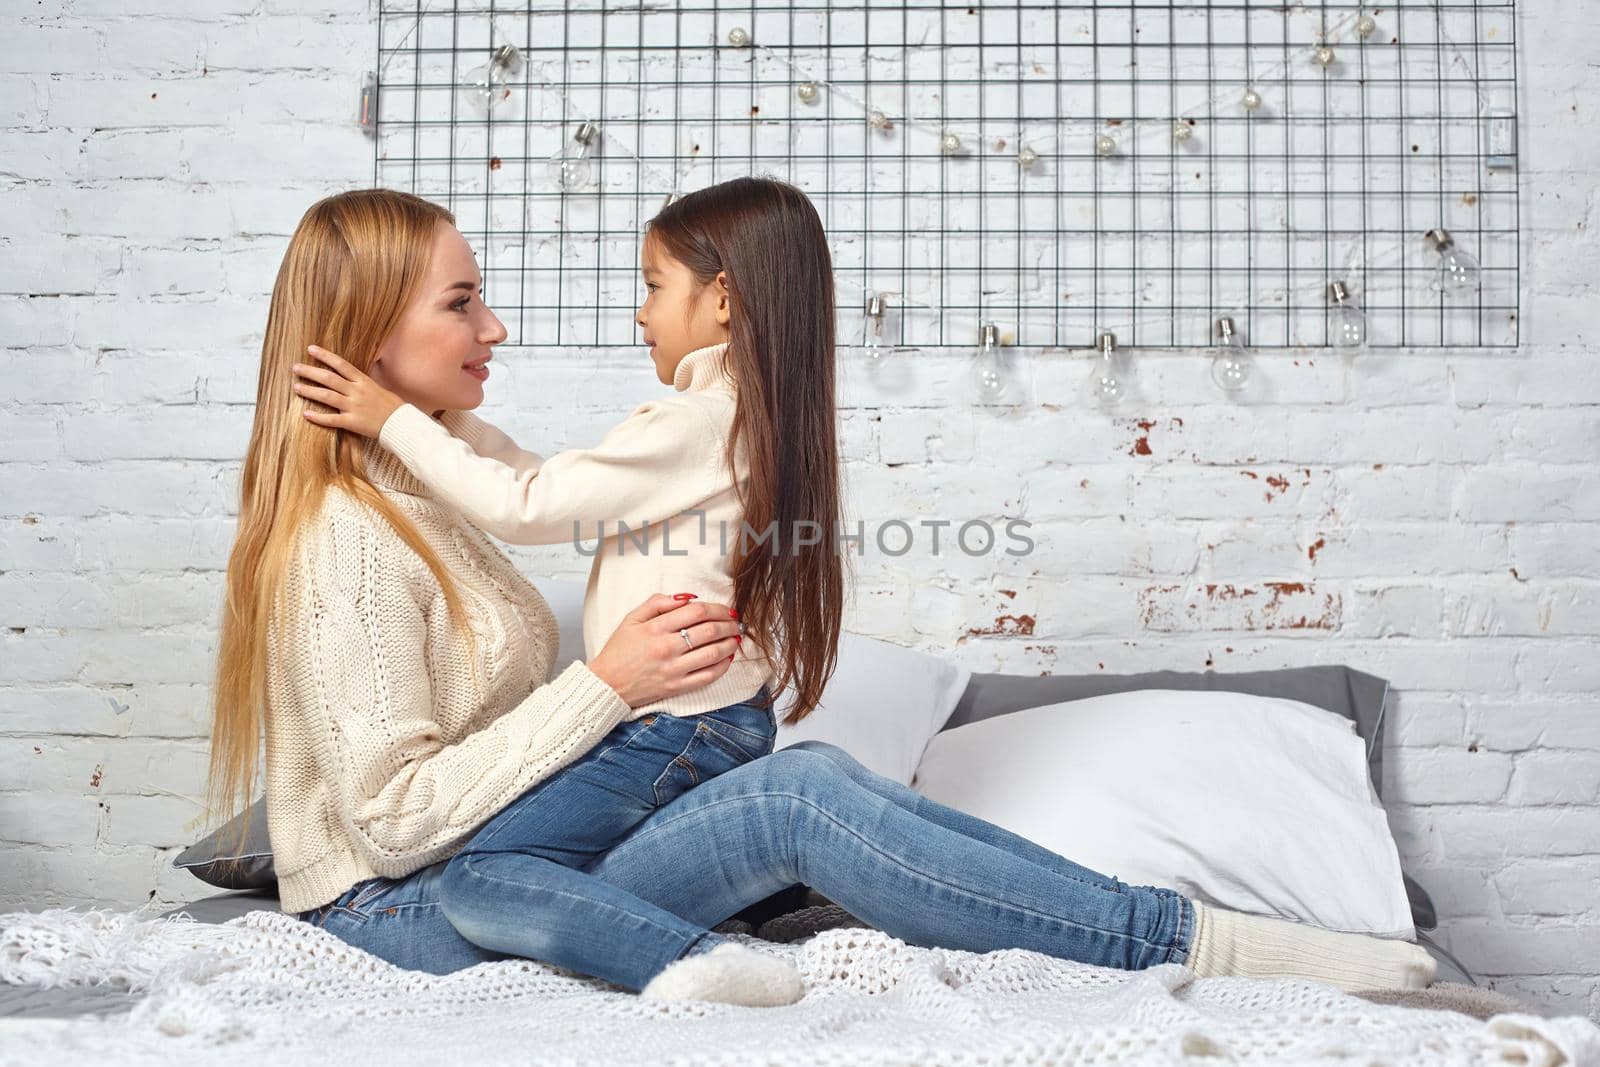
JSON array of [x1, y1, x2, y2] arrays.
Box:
[[640, 942, 805, 1007], [1185, 900, 1436, 993]]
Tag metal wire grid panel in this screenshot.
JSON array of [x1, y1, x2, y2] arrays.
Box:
[[372, 1, 1520, 351]]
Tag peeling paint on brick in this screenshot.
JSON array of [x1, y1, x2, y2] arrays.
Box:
[[965, 614, 1035, 637]]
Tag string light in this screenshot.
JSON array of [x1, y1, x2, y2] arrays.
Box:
[[1357, 14, 1378, 38], [1313, 45, 1337, 69], [460, 43, 522, 117], [1425, 229, 1482, 292], [941, 132, 963, 154], [1095, 133, 1117, 157], [796, 81, 819, 105], [444, 5, 1380, 193], [861, 292, 889, 358], [547, 121, 598, 191], [1211, 317, 1254, 394], [969, 323, 1019, 407], [1017, 145, 1039, 169], [1088, 332, 1126, 407], [711, 12, 1371, 172], [1172, 121, 1194, 144], [1328, 281, 1369, 349]]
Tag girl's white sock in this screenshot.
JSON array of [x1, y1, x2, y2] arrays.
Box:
[[640, 942, 805, 1007], [1185, 899, 1436, 992]]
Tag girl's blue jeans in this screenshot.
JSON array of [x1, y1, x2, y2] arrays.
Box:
[[300, 718, 1194, 991]]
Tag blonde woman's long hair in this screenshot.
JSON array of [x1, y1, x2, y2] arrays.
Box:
[[206, 189, 475, 861]]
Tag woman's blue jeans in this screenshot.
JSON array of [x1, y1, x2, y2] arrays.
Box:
[[299, 740, 1194, 989]]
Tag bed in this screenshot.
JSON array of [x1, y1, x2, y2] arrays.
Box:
[[3, 893, 1596, 1065], [4, 666, 1598, 1064]]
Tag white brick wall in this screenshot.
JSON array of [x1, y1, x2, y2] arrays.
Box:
[[2, 0, 1597, 1022]]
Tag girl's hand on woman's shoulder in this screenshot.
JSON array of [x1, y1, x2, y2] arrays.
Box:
[[293, 345, 405, 439], [588, 593, 745, 708]]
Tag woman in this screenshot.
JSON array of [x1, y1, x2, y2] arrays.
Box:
[[206, 188, 1434, 1004]]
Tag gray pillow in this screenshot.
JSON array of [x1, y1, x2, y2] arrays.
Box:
[[173, 801, 273, 890]]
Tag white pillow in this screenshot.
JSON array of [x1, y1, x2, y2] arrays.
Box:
[[536, 579, 970, 785], [773, 632, 971, 785], [911, 689, 1414, 939]]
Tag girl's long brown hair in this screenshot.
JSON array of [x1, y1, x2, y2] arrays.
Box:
[[647, 177, 846, 725], [206, 189, 475, 862]]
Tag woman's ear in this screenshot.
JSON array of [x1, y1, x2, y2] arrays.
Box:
[[713, 270, 731, 326]]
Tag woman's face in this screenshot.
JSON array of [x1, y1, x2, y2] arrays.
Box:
[[635, 231, 731, 385], [371, 221, 507, 416]]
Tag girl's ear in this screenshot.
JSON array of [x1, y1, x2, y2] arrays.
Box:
[[713, 270, 731, 326]]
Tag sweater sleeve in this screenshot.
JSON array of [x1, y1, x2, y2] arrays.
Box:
[[377, 399, 727, 545], [437, 408, 546, 477], [277, 510, 633, 873]]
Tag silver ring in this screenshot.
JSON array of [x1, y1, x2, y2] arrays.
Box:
[[680, 628, 694, 650]]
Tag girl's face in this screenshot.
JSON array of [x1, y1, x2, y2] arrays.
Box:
[[635, 232, 731, 385], [371, 221, 508, 416]]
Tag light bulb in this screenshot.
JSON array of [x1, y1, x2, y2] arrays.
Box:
[[796, 81, 819, 105], [869, 110, 892, 133], [1328, 281, 1368, 349], [1017, 145, 1038, 169], [1088, 332, 1125, 406], [1426, 228, 1481, 293], [942, 132, 962, 154], [1242, 88, 1263, 112], [862, 293, 889, 357], [461, 44, 522, 117], [1210, 317, 1254, 394], [1095, 133, 1117, 157], [547, 121, 599, 191], [1313, 45, 1336, 69], [968, 323, 1018, 406], [726, 26, 750, 48], [1173, 121, 1194, 144], [1357, 14, 1377, 38]]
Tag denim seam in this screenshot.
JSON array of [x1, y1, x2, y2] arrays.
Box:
[[699, 713, 776, 751], [696, 720, 770, 764], [334, 877, 392, 920], [366, 900, 447, 918], [612, 790, 1175, 951], [653, 751, 701, 804]]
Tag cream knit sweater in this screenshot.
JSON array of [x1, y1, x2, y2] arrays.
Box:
[[375, 340, 776, 718], [263, 440, 635, 915]]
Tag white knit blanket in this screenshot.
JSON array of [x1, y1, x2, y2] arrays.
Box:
[[2, 909, 1597, 1066]]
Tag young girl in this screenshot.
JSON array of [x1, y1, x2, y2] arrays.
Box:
[[290, 177, 845, 1002]]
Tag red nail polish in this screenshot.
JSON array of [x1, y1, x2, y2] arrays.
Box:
[[728, 609, 739, 619], [734, 636, 742, 643], [672, 593, 697, 601]]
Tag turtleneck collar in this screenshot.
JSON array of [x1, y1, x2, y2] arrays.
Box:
[[672, 340, 735, 393]]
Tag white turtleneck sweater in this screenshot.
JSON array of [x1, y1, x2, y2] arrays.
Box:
[[375, 340, 776, 718], [264, 441, 634, 915]]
